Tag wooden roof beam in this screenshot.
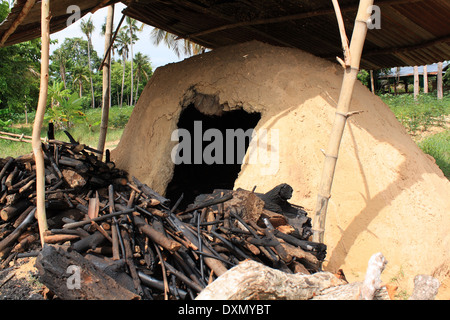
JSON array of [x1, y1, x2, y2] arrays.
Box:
[[184, 0, 422, 40], [0, 0, 36, 47], [319, 34, 450, 67], [91, 0, 115, 14], [364, 34, 450, 57], [131, 0, 297, 49]]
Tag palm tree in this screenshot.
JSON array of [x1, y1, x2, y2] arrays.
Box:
[[125, 17, 144, 106], [98, 4, 115, 158], [80, 17, 96, 108], [72, 65, 89, 98], [150, 28, 206, 57], [133, 52, 151, 102], [114, 30, 130, 108], [51, 48, 69, 90]]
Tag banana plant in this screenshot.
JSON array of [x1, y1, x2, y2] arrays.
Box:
[[45, 92, 86, 130]]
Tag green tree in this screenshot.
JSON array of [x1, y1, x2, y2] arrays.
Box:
[[150, 28, 206, 57], [110, 61, 123, 107], [71, 65, 89, 98], [110, 59, 153, 107], [113, 30, 138, 107], [0, 0, 8, 20], [0, 0, 40, 119], [49, 37, 101, 107], [0, 40, 41, 119], [357, 70, 370, 87], [133, 52, 152, 102], [80, 17, 96, 108], [124, 17, 144, 106], [50, 46, 70, 89], [45, 91, 86, 130], [57, 38, 98, 70], [47, 81, 70, 108]]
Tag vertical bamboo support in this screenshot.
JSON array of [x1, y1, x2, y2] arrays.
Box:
[[312, 0, 374, 244], [423, 65, 428, 93], [414, 65, 419, 100], [32, 0, 51, 246], [370, 70, 375, 93], [332, 0, 351, 66], [437, 62, 443, 100], [97, 4, 115, 159]]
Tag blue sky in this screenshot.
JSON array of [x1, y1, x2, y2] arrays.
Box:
[[50, 3, 186, 70]]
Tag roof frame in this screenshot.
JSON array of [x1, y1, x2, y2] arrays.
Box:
[[184, 0, 421, 41], [0, 0, 449, 68]]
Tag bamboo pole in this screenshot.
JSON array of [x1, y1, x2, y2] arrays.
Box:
[[312, 0, 374, 244], [414, 65, 419, 100], [437, 62, 443, 100], [0, 0, 36, 47], [97, 4, 115, 159], [423, 65, 428, 93], [332, 0, 351, 66], [0, 135, 32, 143], [370, 70, 375, 93], [32, 0, 51, 247]]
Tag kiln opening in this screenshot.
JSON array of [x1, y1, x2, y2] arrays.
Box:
[[166, 104, 261, 209]]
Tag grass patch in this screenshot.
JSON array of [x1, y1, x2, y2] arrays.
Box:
[[380, 93, 449, 179], [0, 105, 134, 158], [380, 93, 450, 134], [418, 130, 450, 179]]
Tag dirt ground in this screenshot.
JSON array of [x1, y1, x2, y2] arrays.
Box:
[[410, 116, 449, 143], [0, 257, 45, 300], [1, 246, 448, 300]]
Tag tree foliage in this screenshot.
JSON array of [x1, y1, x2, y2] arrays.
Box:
[[80, 17, 96, 108], [150, 28, 206, 57], [49, 37, 102, 109], [45, 91, 87, 130], [0, 39, 41, 116], [0, 0, 153, 125], [110, 59, 152, 107], [48, 35, 152, 111], [0, 0, 8, 21], [0, 0, 40, 120]]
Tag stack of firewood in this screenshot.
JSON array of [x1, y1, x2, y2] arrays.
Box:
[[0, 132, 126, 259], [0, 132, 326, 300]]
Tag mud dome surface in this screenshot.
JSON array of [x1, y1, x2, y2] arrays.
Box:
[[112, 41, 450, 298]]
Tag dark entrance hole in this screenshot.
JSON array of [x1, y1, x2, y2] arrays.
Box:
[[165, 104, 261, 210]]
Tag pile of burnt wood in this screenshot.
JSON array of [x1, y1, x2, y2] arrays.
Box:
[[0, 132, 326, 300]]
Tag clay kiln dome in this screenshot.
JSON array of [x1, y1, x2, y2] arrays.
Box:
[[111, 41, 450, 296]]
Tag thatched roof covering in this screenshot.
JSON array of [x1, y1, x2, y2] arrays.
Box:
[[0, 0, 449, 69]]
